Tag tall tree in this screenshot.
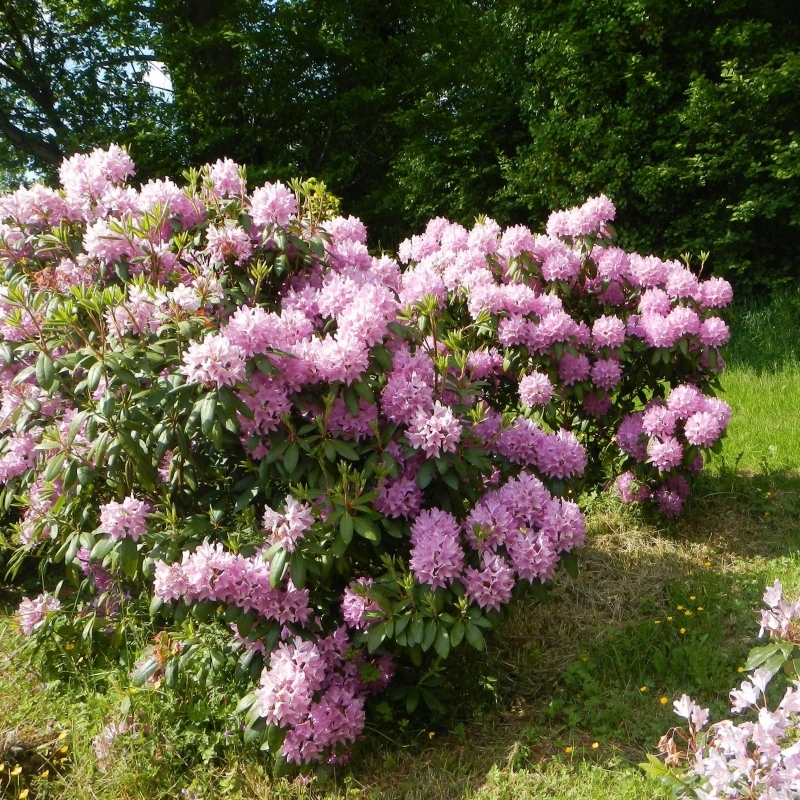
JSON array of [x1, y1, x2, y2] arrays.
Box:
[[0, 0, 178, 184], [505, 0, 800, 289]]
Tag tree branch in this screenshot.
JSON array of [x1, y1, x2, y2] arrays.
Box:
[[0, 110, 63, 167]]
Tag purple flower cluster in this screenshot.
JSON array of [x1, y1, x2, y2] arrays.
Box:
[[262, 496, 314, 553], [153, 541, 312, 628], [99, 495, 152, 542], [404, 472, 584, 610], [615, 383, 731, 516], [16, 591, 61, 634], [253, 627, 394, 764]]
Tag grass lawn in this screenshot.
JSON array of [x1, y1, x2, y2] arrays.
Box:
[[2, 292, 800, 799]]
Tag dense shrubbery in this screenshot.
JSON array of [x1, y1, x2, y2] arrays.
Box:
[[0, 147, 730, 768]]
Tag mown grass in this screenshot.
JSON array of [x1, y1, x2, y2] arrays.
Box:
[[2, 292, 800, 799]]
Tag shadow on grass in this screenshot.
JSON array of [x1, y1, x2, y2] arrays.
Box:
[[337, 467, 800, 799], [1, 467, 798, 800]]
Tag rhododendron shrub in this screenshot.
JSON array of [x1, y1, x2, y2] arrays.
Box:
[[0, 146, 729, 766], [644, 582, 800, 799]]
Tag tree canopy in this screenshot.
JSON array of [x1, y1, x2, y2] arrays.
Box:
[[2, 0, 799, 289]]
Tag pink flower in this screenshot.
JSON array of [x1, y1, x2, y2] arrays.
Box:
[[642, 404, 678, 438], [583, 391, 612, 417], [375, 475, 423, 519], [341, 578, 382, 630], [181, 334, 246, 387], [647, 436, 684, 471], [558, 353, 590, 386], [698, 317, 730, 347], [250, 182, 297, 227], [463, 553, 515, 612], [535, 430, 587, 479], [615, 471, 650, 503], [684, 411, 724, 447], [264, 496, 314, 553], [546, 194, 615, 237], [591, 314, 626, 349], [667, 384, 706, 417], [590, 357, 622, 390], [409, 508, 465, 589], [208, 158, 245, 197], [17, 592, 61, 634], [498, 224, 535, 259], [406, 401, 461, 458], [205, 221, 252, 265], [100, 495, 152, 542], [519, 371, 554, 406], [700, 277, 733, 308]]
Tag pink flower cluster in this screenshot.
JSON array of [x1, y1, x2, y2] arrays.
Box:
[[262, 496, 315, 553], [16, 591, 61, 634], [759, 580, 800, 641], [404, 472, 585, 611], [615, 383, 731, 516], [658, 584, 800, 800], [153, 541, 312, 629], [253, 627, 394, 764], [665, 682, 800, 799], [99, 495, 152, 542]]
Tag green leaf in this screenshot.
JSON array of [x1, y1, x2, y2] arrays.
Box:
[[417, 459, 436, 489], [451, 619, 465, 648], [87, 361, 104, 393], [408, 614, 424, 646], [353, 515, 380, 543], [35, 351, 55, 391], [421, 619, 437, 652], [638, 754, 669, 778], [149, 595, 164, 616], [343, 385, 360, 415], [340, 513, 354, 544], [42, 452, 66, 483], [131, 656, 159, 687], [199, 393, 217, 435], [235, 692, 256, 715], [265, 723, 286, 755], [118, 536, 139, 579], [367, 622, 386, 653], [283, 443, 299, 474], [90, 537, 115, 561], [433, 624, 451, 659], [269, 548, 287, 588], [561, 551, 579, 579], [745, 642, 783, 671], [465, 623, 485, 651], [333, 439, 359, 461], [192, 599, 215, 622], [289, 551, 307, 588]]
